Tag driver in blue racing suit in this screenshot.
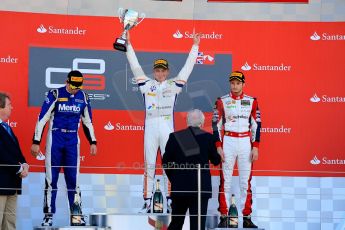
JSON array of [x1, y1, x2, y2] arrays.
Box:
[[30, 70, 97, 226]]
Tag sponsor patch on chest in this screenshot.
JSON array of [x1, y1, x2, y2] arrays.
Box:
[[147, 92, 156, 96], [241, 100, 250, 106], [58, 97, 68, 102], [150, 85, 156, 92], [74, 99, 84, 103]]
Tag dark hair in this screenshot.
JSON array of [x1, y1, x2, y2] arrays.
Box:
[[68, 70, 83, 79], [0, 92, 10, 108], [67, 70, 84, 88]]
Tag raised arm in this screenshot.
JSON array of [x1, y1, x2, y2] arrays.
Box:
[[126, 32, 149, 83], [174, 33, 200, 85]]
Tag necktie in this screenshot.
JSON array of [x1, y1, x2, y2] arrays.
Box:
[[1, 122, 14, 140]]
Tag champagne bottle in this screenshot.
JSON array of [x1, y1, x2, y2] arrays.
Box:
[[153, 179, 163, 213], [228, 194, 238, 228], [70, 193, 83, 226]]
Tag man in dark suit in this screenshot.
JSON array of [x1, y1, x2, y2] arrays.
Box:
[[0, 92, 29, 230], [163, 109, 222, 230]]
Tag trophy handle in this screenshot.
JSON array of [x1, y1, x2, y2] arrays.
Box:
[[118, 8, 125, 23], [136, 13, 146, 25]]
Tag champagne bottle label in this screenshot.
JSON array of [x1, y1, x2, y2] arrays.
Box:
[[154, 201, 163, 212], [71, 215, 82, 225], [229, 217, 238, 227]]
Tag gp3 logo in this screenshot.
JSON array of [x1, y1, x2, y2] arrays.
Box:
[[45, 58, 108, 100]]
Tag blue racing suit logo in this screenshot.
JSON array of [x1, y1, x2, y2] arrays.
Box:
[[58, 104, 81, 112]]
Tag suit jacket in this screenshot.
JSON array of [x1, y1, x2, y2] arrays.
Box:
[[163, 126, 221, 198], [0, 123, 26, 195]]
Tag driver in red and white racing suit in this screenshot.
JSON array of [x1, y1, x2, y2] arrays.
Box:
[[126, 32, 201, 213], [213, 71, 261, 228]]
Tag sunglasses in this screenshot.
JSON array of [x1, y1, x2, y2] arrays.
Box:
[[69, 84, 83, 90]]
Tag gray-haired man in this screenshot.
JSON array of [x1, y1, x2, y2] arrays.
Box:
[[163, 109, 222, 230]]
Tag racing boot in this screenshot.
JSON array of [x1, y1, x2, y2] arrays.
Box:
[[139, 198, 151, 213], [217, 215, 228, 228], [41, 214, 53, 226], [243, 216, 258, 228]]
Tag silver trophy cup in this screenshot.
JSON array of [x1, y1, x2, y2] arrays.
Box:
[[113, 8, 145, 52]]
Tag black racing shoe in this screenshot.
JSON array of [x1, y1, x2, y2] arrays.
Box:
[[217, 215, 228, 228], [79, 216, 86, 226], [41, 214, 53, 226], [243, 216, 258, 228]]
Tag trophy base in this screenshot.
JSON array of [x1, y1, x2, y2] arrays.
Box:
[[113, 38, 127, 52]]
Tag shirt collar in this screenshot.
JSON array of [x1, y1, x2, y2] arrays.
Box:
[[230, 92, 244, 100]]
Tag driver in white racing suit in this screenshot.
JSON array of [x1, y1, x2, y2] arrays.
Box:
[[213, 71, 261, 228], [126, 32, 201, 213]]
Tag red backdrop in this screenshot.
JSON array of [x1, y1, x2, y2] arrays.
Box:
[[0, 11, 344, 176]]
